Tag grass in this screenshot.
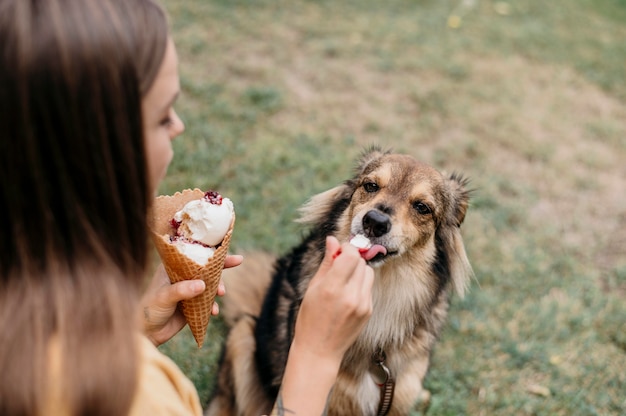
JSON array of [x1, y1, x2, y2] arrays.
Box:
[[157, 0, 626, 414]]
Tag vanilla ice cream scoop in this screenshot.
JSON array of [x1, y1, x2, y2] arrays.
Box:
[[171, 239, 216, 265], [350, 233, 387, 261], [350, 234, 372, 250], [173, 191, 234, 247]]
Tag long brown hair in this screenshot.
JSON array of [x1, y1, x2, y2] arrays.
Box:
[[0, 0, 169, 414]]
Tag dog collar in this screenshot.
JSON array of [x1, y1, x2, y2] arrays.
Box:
[[372, 349, 395, 416]]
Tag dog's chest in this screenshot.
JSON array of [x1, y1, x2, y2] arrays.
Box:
[[359, 278, 424, 348]]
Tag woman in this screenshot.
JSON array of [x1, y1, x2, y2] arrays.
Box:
[[0, 0, 373, 415]]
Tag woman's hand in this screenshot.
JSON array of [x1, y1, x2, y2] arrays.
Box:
[[275, 236, 374, 415], [293, 236, 374, 361], [141, 254, 243, 346]]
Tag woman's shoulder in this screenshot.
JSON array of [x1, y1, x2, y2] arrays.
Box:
[[129, 335, 203, 416]]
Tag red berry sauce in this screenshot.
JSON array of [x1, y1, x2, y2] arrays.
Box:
[[204, 190, 223, 205]]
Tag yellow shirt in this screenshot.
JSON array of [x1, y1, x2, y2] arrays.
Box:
[[129, 336, 203, 415], [44, 335, 203, 415]]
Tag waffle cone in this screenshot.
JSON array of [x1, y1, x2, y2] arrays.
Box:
[[150, 189, 235, 348]]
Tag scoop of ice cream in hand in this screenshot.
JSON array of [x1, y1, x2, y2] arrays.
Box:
[[170, 190, 234, 265], [349, 234, 387, 261]]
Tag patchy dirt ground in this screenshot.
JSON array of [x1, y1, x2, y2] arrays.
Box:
[[214, 41, 626, 287]]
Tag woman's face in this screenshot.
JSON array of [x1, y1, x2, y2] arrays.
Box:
[[142, 37, 184, 194]]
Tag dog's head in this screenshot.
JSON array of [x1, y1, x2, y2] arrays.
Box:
[[298, 147, 473, 296]]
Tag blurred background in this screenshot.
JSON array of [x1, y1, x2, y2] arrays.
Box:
[[156, 0, 626, 414]]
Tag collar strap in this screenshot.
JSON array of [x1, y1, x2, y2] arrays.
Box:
[[372, 349, 395, 416]]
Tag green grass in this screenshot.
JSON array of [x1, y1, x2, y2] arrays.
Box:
[[157, 0, 626, 414]]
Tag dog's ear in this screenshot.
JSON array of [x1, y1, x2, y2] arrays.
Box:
[[353, 145, 391, 176], [445, 227, 473, 298], [296, 184, 352, 225], [296, 147, 389, 227], [441, 172, 473, 297], [446, 172, 471, 227]]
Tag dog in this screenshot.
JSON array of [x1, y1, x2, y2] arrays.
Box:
[[206, 147, 473, 416]]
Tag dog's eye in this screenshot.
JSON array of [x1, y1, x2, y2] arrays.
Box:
[[413, 201, 431, 215], [363, 182, 379, 193]]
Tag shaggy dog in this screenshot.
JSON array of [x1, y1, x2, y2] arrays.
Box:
[[206, 147, 473, 416]]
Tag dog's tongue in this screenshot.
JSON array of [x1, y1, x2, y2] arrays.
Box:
[[361, 244, 387, 261]]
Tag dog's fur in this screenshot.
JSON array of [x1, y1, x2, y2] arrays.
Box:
[[206, 148, 473, 416]]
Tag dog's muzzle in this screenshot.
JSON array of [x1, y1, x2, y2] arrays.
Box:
[[358, 210, 395, 265]]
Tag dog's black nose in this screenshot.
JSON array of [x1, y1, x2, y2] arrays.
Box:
[[363, 210, 391, 238]]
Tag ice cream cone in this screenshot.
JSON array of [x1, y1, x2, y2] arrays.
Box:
[[150, 189, 235, 348]]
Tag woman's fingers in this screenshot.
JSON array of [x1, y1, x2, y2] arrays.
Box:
[[170, 279, 206, 302], [224, 254, 243, 269]]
